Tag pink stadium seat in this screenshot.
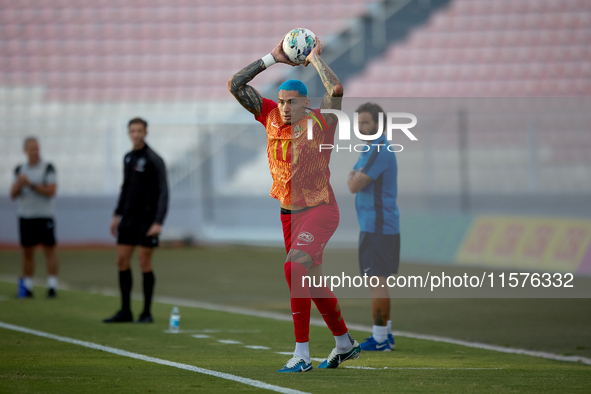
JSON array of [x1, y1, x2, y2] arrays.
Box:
[[348, 0, 591, 98], [3, 0, 590, 103]]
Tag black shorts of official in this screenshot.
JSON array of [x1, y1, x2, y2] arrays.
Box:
[[19, 218, 57, 247], [117, 215, 159, 248], [359, 232, 400, 277]]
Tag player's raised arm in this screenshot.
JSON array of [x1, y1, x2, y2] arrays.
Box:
[[304, 37, 343, 125], [227, 36, 298, 117], [226, 59, 265, 117]]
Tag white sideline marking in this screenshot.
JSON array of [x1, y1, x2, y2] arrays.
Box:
[[1, 276, 589, 366], [151, 295, 591, 366], [0, 321, 308, 394], [388, 331, 591, 366], [191, 334, 210, 339], [218, 339, 242, 344], [346, 366, 376, 370], [245, 345, 270, 350]]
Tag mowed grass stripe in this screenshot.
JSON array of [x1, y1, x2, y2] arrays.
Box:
[[4, 276, 591, 366], [0, 321, 308, 394], [153, 293, 591, 366], [1, 283, 590, 393]]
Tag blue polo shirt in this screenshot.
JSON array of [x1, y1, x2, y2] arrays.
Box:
[[353, 135, 400, 235]]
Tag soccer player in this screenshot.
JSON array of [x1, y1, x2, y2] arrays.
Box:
[[347, 103, 400, 351], [103, 118, 169, 324], [227, 36, 360, 372], [10, 137, 59, 298]]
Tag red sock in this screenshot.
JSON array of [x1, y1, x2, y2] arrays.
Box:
[[284, 261, 311, 343], [310, 285, 348, 337]]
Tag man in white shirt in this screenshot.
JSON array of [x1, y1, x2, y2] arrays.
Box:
[[10, 137, 59, 298]]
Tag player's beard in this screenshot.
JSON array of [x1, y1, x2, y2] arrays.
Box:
[[281, 113, 292, 125]]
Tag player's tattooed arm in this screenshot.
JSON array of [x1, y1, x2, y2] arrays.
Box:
[[306, 41, 343, 125], [226, 59, 266, 117], [319, 93, 343, 125], [309, 54, 343, 98]]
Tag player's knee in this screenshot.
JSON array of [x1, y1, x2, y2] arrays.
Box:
[[43, 246, 55, 257], [284, 260, 306, 272], [138, 259, 152, 272], [23, 247, 35, 260], [116, 255, 131, 270]]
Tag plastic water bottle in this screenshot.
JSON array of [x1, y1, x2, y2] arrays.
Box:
[[169, 307, 180, 333]]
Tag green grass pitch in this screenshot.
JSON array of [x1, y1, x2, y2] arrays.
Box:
[[0, 247, 590, 393]]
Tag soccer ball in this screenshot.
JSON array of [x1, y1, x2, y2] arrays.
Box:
[[282, 28, 317, 64]]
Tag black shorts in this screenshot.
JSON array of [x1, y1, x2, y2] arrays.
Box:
[[359, 232, 400, 277], [117, 215, 159, 248], [19, 218, 56, 247]]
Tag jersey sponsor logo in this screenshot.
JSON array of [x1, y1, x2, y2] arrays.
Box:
[[135, 157, 146, 172], [272, 139, 296, 163], [297, 231, 314, 244], [264, 107, 332, 207]]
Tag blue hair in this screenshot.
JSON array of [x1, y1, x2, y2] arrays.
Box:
[[278, 79, 308, 97]]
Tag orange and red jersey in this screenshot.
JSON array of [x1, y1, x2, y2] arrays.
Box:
[[255, 98, 337, 207]]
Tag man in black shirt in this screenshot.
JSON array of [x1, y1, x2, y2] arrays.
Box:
[[104, 117, 169, 324]]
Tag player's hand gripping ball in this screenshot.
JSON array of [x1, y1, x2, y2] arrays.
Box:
[[282, 28, 317, 65]]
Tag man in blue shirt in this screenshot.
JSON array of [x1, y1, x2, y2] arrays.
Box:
[[348, 103, 400, 351]]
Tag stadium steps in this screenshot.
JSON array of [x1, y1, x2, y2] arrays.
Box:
[[345, 0, 591, 97]]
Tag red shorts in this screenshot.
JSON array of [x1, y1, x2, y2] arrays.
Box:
[[281, 202, 340, 267]]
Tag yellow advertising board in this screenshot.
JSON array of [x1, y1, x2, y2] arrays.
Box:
[[455, 216, 591, 273]]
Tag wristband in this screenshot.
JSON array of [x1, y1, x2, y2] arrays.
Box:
[[261, 53, 276, 68]]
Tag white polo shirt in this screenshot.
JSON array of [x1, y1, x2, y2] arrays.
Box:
[[14, 160, 57, 219]]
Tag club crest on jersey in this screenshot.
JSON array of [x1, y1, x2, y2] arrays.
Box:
[[293, 125, 305, 138], [135, 157, 146, 172], [297, 231, 314, 244]]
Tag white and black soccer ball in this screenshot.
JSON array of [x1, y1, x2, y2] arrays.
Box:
[[282, 28, 317, 64]]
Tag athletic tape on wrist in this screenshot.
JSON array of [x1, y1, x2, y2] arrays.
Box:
[[262, 53, 276, 68]]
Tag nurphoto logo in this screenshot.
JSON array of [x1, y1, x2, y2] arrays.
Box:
[[306, 110, 418, 152]]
